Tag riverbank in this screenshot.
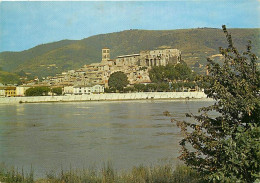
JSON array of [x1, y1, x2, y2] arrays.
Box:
[[0, 92, 208, 104], [0, 163, 202, 183]]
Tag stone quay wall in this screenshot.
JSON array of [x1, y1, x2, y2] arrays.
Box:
[[0, 92, 208, 104]]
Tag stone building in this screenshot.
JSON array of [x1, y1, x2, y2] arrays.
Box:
[[101, 47, 110, 63], [115, 48, 181, 67]]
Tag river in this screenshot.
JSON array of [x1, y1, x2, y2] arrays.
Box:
[[0, 99, 212, 178]]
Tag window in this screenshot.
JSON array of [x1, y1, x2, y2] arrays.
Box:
[[103, 50, 106, 53]]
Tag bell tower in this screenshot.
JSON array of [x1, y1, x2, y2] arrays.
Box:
[[102, 48, 110, 62]]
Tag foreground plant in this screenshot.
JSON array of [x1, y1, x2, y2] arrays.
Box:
[[176, 25, 260, 182], [0, 163, 202, 183]]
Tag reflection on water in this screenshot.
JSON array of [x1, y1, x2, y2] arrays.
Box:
[[0, 100, 212, 178]]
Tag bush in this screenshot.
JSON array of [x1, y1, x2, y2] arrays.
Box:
[[25, 87, 50, 96], [176, 25, 260, 182], [51, 87, 62, 95]]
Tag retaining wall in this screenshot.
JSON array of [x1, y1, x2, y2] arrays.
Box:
[[0, 92, 208, 104]]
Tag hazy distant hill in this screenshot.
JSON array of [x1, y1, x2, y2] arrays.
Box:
[[0, 28, 259, 77]]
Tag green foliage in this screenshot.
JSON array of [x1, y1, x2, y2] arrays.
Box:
[[134, 84, 146, 92], [0, 29, 259, 77], [16, 70, 27, 77], [0, 163, 34, 183], [149, 63, 195, 83], [176, 25, 260, 182], [0, 71, 21, 85], [0, 164, 202, 183], [104, 88, 115, 93], [123, 86, 136, 93], [25, 87, 50, 96], [51, 87, 62, 95], [108, 71, 129, 92]]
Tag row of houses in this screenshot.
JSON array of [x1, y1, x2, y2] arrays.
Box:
[[0, 86, 31, 97], [0, 85, 104, 97], [64, 85, 104, 95]]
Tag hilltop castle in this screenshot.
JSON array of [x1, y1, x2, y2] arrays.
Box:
[[102, 48, 181, 67], [42, 48, 181, 88]]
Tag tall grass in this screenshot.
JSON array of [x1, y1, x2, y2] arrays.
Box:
[[0, 163, 34, 183], [0, 163, 203, 183]]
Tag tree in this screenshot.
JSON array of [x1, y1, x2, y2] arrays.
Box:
[[52, 87, 62, 95], [25, 87, 50, 96], [174, 62, 193, 81], [134, 84, 146, 92], [157, 83, 169, 92], [108, 71, 129, 92], [16, 70, 27, 77], [149, 66, 167, 83], [149, 63, 194, 83], [175, 25, 260, 182]]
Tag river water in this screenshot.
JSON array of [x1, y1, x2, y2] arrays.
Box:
[[0, 99, 212, 178]]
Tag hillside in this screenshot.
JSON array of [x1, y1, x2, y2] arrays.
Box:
[[0, 70, 21, 85], [0, 28, 259, 77]]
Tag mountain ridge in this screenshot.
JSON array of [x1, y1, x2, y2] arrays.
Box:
[[0, 28, 259, 77]]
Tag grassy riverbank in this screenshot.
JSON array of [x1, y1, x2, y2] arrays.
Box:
[[0, 163, 203, 183]]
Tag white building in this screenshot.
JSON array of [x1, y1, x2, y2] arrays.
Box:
[[73, 85, 104, 95], [16, 86, 31, 96], [91, 85, 104, 93], [63, 86, 74, 95], [0, 88, 5, 97]]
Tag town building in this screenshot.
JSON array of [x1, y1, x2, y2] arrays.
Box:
[[116, 48, 181, 67], [72, 85, 104, 95], [16, 86, 30, 96], [40, 47, 181, 89], [63, 86, 74, 95], [4, 86, 16, 97]]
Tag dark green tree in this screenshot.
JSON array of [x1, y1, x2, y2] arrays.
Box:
[[123, 86, 136, 93], [108, 71, 129, 92], [176, 25, 260, 182], [134, 84, 146, 92], [52, 87, 62, 95], [25, 87, 50, 96], [174, 62, 193, 81], [157, 83, 169, 92], [149, 63, 194, 83], [16, 70, 27, 77], [145, 83, 158, 92], [149, 66, 167, 83]]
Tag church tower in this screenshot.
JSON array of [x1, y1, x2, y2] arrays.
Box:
[[102, 48, 110, 62]]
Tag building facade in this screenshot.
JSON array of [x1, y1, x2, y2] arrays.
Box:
[[16, 86, 30, 96], [5, 87, 16, 97], [72, 85, 104, 95], [116, 48, 181, 67]]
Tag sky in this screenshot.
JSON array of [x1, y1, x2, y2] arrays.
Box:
[[0, 0, 259, 52]]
